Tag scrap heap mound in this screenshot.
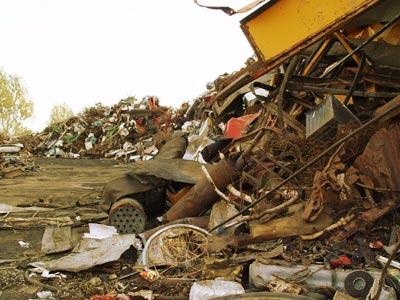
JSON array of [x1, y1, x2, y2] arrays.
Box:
[[0, 138, 38, 179], [25, 96, 187, 160], [3, 3, 400, 300]]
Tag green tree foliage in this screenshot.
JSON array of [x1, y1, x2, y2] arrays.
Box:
[[48, 102, 74, 126], [0, 70, 34, 136]]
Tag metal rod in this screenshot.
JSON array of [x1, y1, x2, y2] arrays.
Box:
[[302, 38, 333, 76], [334, 31, 362, 66], [209, 100, 400, 232], [322, 12, 400, 77], [286, 83, 399, 98], [277, 56, 298, 128], [236, 128, 266, 169], [344, 54, 366, 105]]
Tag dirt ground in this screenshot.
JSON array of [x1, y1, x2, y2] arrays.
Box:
[[0, 158, 138, 300], [0, 158, 133, 206]]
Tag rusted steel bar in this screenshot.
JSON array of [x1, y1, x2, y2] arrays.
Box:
[[373, 95, 400, 122], [286, 83, 399, 98], [254, 155, 292, 175], [344, 54, 366, 105], [209, 99, 400, 232], [236, 129, 267, 169], [302, 37, 334, 76], [323, 12, 400, 76], [163, 158, 240, 222], [277, 56, 299, 128], [364, 74, 400, 89], [329, 199, 399, 244], [333, 32, 363, 66]]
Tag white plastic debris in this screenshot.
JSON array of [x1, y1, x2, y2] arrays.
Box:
[[189, 280, 245, 300], [129, 290, 153, 300], [129, 155, 141, 161], [143, 145, 158, 155], [36, 291, 54, 299], [122, 142, 135, 151], [143, 145, 159, 160], [0, 144, 23, 153], [42, 270, 66, 279], [118, 124, 129, 137], [182, 120, 201, 133], [85, 141, 93, 150], [31, 267, 67, 279], [67, 152, 80, 159], [18, 241, 30, 248], [83, 223, 118, 240], [84, 133, 97, 150], [45, 148, 65, 157], [182, 135, 213, 164], [30, 234, 140, 272]]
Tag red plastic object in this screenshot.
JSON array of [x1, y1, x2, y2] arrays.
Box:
[[330, 255, 352, 268], [224, 111, 261, 139]]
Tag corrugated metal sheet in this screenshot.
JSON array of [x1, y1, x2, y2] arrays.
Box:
[[306, 95, 359, 139]]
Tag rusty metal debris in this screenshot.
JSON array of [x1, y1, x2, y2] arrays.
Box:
[[21, 97, 184, 160], [164, 158, 241, 222], [3, 2, 400, 299], [0, 142, 38, 179], [140, 224, 210, 279]]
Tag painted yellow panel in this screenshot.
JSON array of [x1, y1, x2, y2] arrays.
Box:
[[242, 0, 380, 63]]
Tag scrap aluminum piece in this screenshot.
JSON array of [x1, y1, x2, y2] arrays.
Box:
[[377, 255, 400, 270], [249, 262, 382, 290], [306, 95, 360, 140], [109, 198, 146, 234], [0, 144, 23, 153]]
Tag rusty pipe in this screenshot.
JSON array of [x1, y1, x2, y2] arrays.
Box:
[[163, 158, 240, 222]]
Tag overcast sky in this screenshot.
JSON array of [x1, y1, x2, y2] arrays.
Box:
[[0, 0, 254, 131]]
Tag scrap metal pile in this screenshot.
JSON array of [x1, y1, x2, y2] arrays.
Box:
[[26, 96, 186, 160], [3, 1, 400, 299], [0, 141, 38, 179]]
